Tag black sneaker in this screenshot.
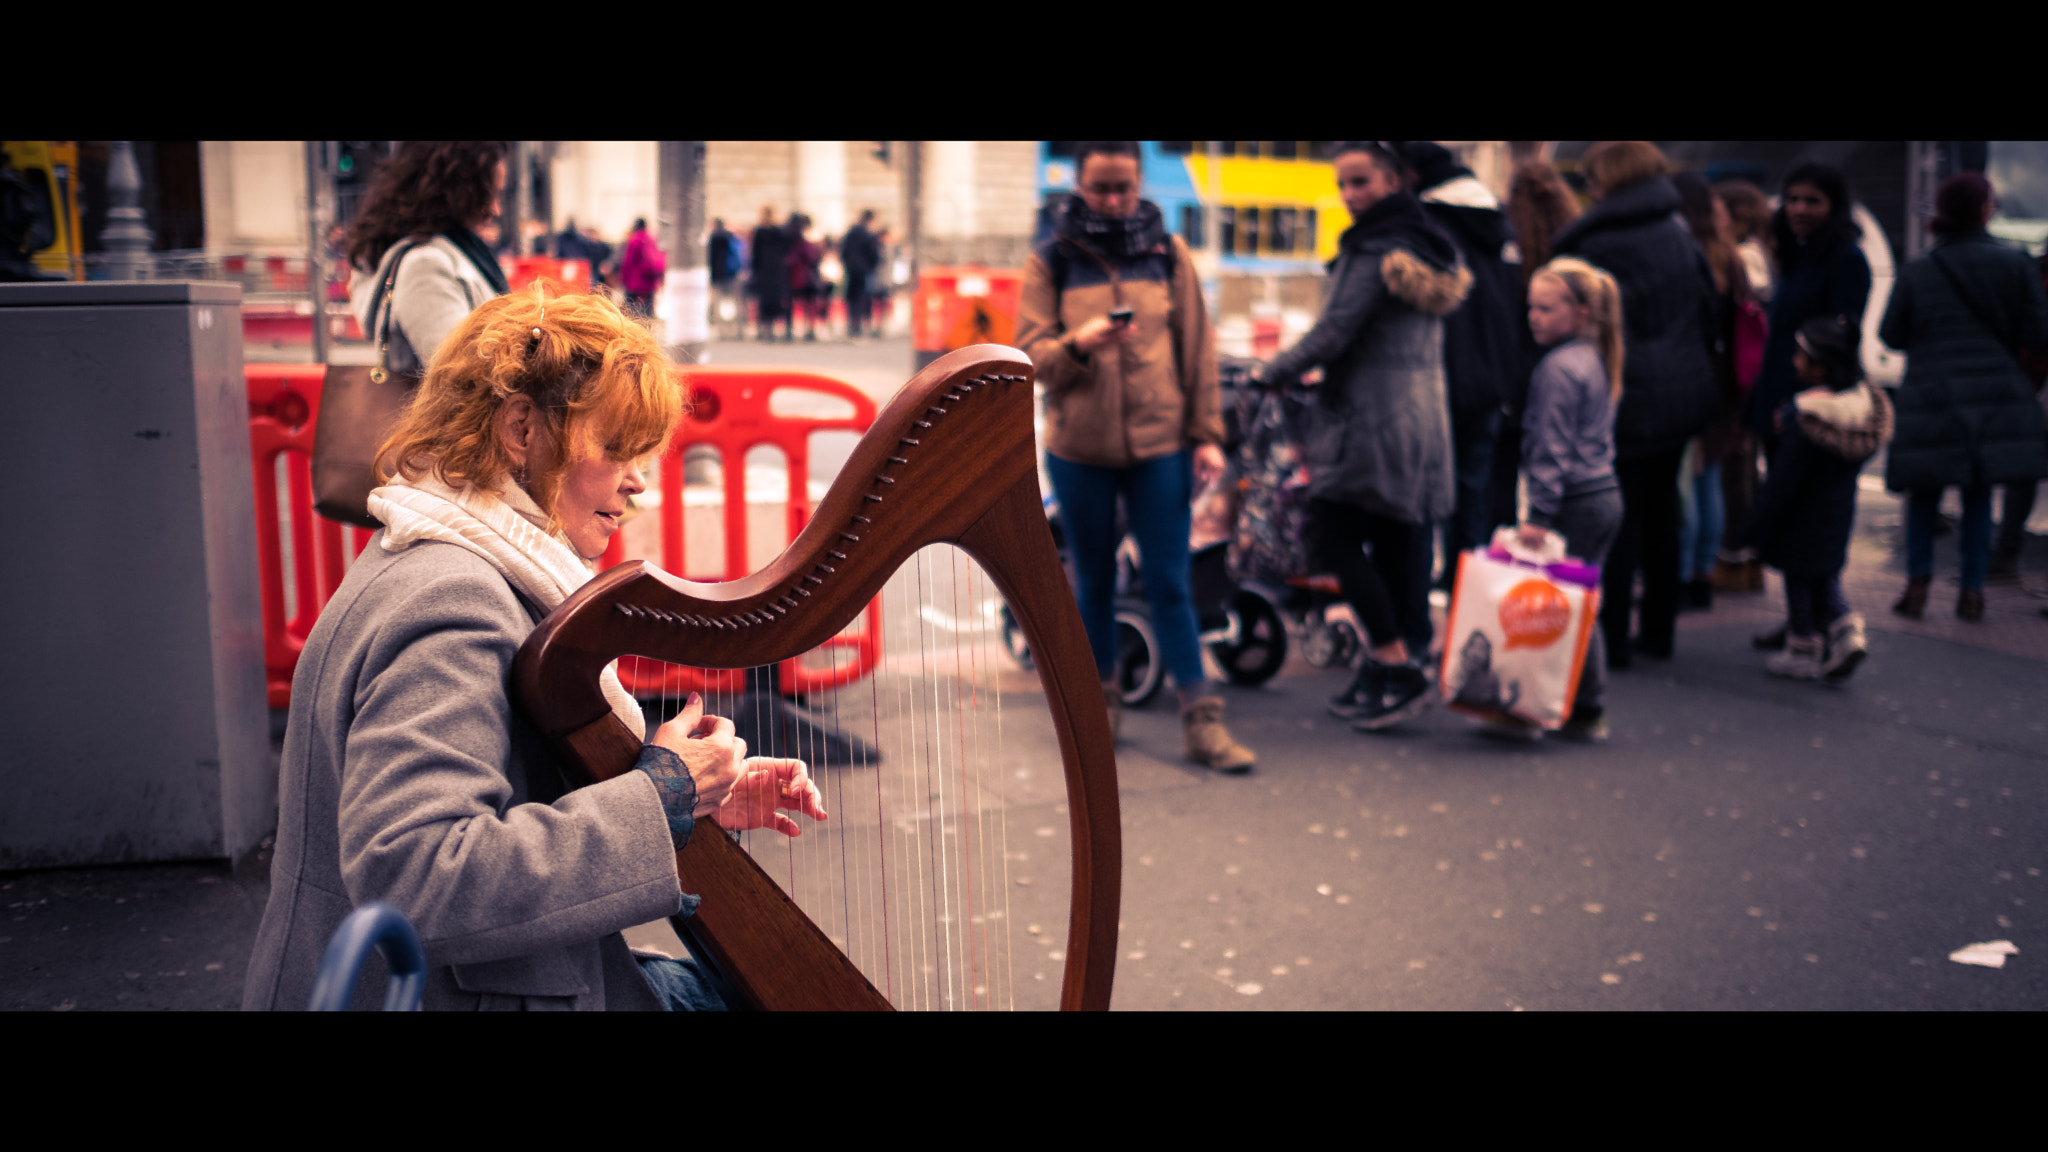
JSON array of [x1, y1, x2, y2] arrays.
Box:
[[1353, 664, 1433, 731], [1327, 664, 1385, 719]]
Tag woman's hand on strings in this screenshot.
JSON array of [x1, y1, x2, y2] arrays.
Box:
[[651, 693, 745, 818], [714, 758, 829, 837]]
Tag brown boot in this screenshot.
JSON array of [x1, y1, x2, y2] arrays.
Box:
[[1893, 576, 1930, 619], [1182, 698, 1255, 773], [1958, 587, 1986, 622]]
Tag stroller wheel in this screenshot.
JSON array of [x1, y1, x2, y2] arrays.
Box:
[[1211, 591, 1288, 686], [1115, 608, 1164, 707]]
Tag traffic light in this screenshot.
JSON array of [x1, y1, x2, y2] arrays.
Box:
[[337, 142, 373, 186]]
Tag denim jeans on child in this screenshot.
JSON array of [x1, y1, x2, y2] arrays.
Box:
[[1045, 449, 1208, 692], [1550, 487, 1622, 722], [1782, 572, 1849, 638]]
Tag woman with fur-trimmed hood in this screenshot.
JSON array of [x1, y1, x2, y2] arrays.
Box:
[[1257, 141, 1471, 732]]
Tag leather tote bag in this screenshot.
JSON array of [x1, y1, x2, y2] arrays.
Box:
[[311, 242, 419, 529]]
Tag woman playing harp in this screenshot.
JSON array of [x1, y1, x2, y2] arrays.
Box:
[[243, 288, 825, 1012]]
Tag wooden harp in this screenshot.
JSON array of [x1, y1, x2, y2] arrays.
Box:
[[512, 345, 1120, 1010]]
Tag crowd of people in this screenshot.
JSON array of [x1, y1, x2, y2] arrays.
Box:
[[510, 208, 900, 342], [719, 207, 900, 341], [1025, 140, 2048, 768], [244, 139, 2046, 1011]]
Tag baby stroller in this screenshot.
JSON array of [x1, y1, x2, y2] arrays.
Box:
[[1216, 358, 1367, 677], [998, 492, 1290, 708]]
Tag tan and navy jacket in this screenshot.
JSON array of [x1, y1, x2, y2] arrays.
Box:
[[1017, 232, 1223, 468]]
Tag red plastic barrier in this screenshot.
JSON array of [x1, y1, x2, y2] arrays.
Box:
[[600, 369, 881, 698], [912, 266, 1021, 357], [501, 257, 591, 295], [246, 365, 373, 709]]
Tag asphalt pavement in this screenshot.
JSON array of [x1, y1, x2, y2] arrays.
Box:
[[5, 335, 2043, 1011]]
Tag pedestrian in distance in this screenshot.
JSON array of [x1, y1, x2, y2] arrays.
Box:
[[1550, 142, 1720, 668], [1513, 256, 1627, 742], [1735, 316, 1892, 680], [750, 206, 793, 341], [1711, 179, 1776, 597], [1990, 243, 2048, 584], [1746, 164, 1871, 454], [708, 217, 743, 338], [1672, 170, 1749, 614], [1017, 139, 1255, 772], [1255, 141, 1471, 733], [346, 141, 513, 375], [582, 225, 615, 294], [1881, 171, 2048, 622], [786, 214, 822, 341], [1402, 142, 1523, 608], [554, 216, 605, 288], [619, 217, 665, 320], [841, 209, 883, 337], [1495, 160, 1585, 535], [244, 287, 827, 1011]]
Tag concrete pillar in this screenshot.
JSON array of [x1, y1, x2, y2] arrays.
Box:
[[925, 141, 977, 241], [795, 140, 848, 238], [658, 141, 708, 363]]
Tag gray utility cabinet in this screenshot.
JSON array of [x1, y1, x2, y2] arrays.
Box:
[[0, 281, 271, 868]]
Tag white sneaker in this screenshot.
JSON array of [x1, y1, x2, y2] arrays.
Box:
[[1766, 635, 1824, 680], [1822, 614, 1867, 681]]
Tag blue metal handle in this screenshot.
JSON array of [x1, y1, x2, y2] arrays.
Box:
[[308, 902, 427, 1012]]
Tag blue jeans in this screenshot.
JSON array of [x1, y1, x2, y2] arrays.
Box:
[[1045, 450, 1208, 692], [1679, 459, 1724, 581], [1907, 484, 1994, 589], [637, 955, 729, 1011]]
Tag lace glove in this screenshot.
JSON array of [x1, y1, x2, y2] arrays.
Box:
[[634, 743, 703, 919]]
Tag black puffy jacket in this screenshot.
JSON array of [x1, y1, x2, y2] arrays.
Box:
[[1551, 176, 1720, 462], [1880, 232, 2048, 490], [1419, 189, 1521, 415]]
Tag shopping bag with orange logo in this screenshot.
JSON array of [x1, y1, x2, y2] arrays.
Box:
[[1439, 527, 1602, 730]]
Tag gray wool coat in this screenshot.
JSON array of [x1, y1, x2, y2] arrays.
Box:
[[1264, 242, 1471, 525], [242, 538, 684, 1011], [1880, 233, 2048, 492]]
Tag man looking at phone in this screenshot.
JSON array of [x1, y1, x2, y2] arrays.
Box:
[[1018, 140, 1255, 774]]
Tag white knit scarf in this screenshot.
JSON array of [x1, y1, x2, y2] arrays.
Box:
[[367, 474, 646, 740]]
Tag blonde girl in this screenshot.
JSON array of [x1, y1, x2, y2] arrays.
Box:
[[1514, 256, 1625, 742]]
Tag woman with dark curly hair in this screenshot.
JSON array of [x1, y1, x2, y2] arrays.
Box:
[[346, 141, 512, 378]]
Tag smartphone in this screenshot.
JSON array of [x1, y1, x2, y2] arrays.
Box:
[[1108, 307, 1134, 326]]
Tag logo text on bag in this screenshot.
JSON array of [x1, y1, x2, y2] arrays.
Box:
[[1498, 580, 1571, 651]]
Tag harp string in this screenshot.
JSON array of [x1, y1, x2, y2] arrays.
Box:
[[618, 539, 1045, 1009]]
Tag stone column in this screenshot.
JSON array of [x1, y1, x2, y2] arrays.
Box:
[[658, 141, 708, 364]]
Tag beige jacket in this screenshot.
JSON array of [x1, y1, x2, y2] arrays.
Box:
[[242, 539, 682, 1011], [1018, 232, 1223, 467]]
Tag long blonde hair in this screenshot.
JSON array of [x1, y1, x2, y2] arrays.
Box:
[[1533, 256, 1624, 403]]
